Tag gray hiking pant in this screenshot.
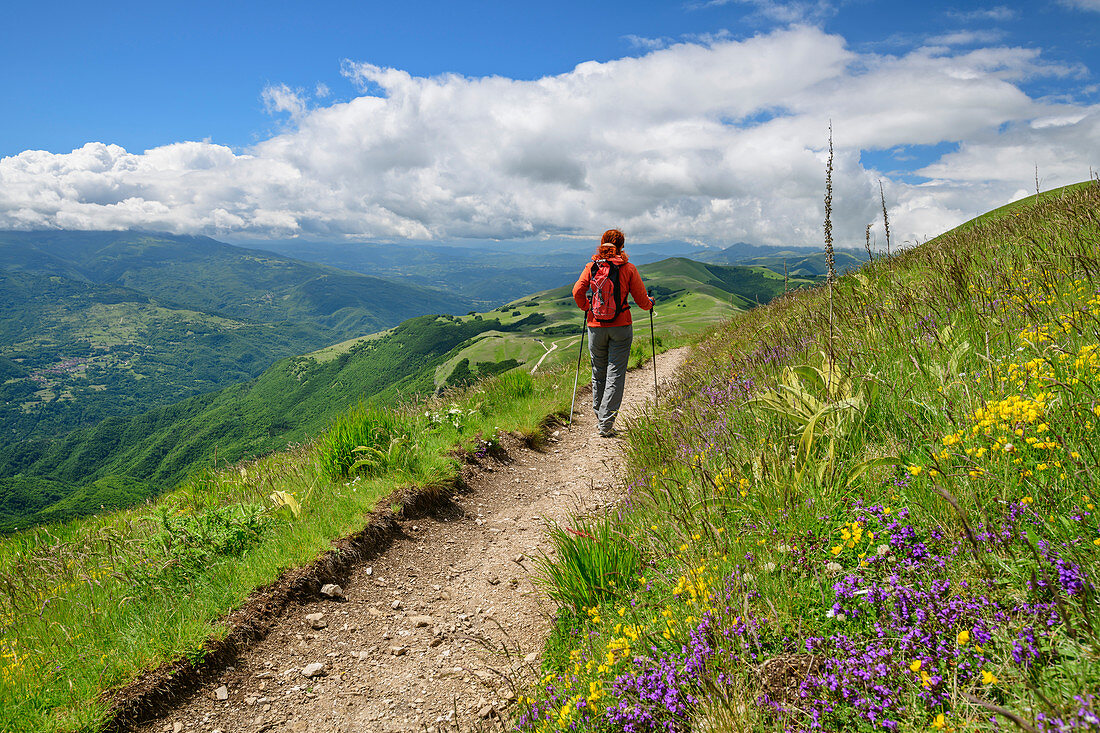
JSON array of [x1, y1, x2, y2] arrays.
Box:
[[588, 324, 632, 433]]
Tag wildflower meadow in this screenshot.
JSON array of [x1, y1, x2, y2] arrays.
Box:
[[524, 182, 1100, 732]]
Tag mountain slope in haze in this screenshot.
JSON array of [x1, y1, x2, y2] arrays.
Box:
[[250, 239, 725, 308], [698, 241, 868, 276], [0, 231, 473, 442], [0, 230, 472, 329], [0, 256, 812, 532]]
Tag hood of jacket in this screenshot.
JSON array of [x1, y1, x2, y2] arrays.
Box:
[[591, 252, 629, 264]]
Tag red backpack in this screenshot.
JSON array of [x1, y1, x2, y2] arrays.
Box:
[[589, 259, 626, 323]]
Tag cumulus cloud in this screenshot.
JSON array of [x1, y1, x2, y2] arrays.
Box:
[[0, 26, 1096, 248]]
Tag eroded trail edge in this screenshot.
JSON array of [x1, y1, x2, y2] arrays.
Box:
[[125, 347, 687, 733]]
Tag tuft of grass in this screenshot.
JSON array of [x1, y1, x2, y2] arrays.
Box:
[[534, 516, 644, 614]]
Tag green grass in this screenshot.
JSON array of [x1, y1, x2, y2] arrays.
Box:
[[520, 181, 1100, 732], [0, 359, 573, 732]]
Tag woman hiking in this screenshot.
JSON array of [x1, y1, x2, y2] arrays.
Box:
[[572, 229, 653, 438]]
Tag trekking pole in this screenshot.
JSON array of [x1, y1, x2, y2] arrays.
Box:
[[649, 305, 658, 409], [567, 310, 589, 427]]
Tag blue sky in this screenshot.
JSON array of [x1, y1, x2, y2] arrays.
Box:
[[1, 1, 1098, 248]]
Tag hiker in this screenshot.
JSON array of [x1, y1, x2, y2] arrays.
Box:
[[572, 229, 653, 438]]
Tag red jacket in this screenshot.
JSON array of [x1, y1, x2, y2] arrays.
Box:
[[572, 254, 653, 328]]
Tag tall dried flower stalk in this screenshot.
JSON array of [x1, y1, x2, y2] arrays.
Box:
[[824, 122, 836, 390], [824, 122, 836, 283], [879, 180, 892, 256], [865, 223, 874, 263]]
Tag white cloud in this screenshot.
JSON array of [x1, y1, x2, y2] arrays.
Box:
[[1059, 0, 1100, 11], [0, 26, 1095, 249], [624, 34, 671, 50], [925, 29, 1005, 46], [261, 83, 308, 120], [946, 6, 1017, 21], [693, 0, 836, 25]]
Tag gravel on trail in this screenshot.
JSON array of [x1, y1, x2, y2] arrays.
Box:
[[140, 347, 687, 733]]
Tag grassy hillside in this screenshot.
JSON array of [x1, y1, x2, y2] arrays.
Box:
[[0, 269, 331, 443], [521, 182, 1100, 731], [0, 231, 471, 327], [0, 315, 501, 531], [0, 363, 576, 731], [0, 231, 472, 443], [1, 256, 804, 533], [432, 258, 816, 385], [700, 240, 868, 278]]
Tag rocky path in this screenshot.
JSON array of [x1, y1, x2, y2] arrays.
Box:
[[141, 348, 686, 733]]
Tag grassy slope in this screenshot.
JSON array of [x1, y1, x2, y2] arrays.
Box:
[[433, 258, 816, 384], [520, 182, 1100, 732], [0, 269, 336, 442], [0, 363, 576, 732], [0, 315, 503, 530]]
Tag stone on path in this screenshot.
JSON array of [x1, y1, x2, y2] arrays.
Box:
[[320, 583, 345, 599], [301, 662, 327, 678]]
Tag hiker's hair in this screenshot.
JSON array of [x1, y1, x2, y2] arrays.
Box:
[[601, 229, 625, 249]]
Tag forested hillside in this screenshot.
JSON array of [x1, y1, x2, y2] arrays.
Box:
[[0, 231, 472, 442]]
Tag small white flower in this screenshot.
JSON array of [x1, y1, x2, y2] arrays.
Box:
[[741, 573, 755, 583], [836, 613, 847, 622], [764, 562, 777, 573], [825, 561, 842, 575], [876, 543, 890, 557], [1003, 443, 1014, 452], [777, 544, 792, 553], [826, 608, 836, 618]]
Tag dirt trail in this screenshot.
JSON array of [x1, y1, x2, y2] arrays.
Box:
[[139, 348, 686, 733]]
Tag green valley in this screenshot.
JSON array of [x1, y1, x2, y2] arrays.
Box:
[[0, 256, 811, 532], [0, 231, 473, 442]]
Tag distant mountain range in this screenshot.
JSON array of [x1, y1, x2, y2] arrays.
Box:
[[695, 241, 868, 277], [248, 238, 861, 305]]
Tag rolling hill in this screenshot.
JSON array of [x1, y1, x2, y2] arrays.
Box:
[[697, 240, 868, 277], [0, 231, 473, 442], [0, 257, 813, 531]]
